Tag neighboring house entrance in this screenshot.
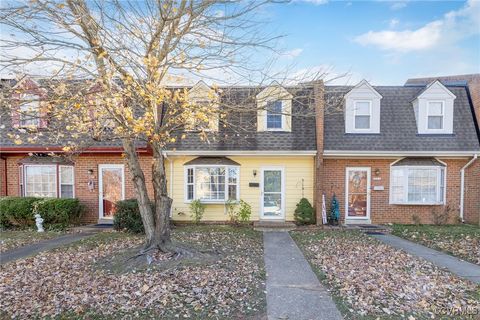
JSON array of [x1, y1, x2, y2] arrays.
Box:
[[260, 167, 285, 220], [345, 167, 371, 224], [98, 164, 125, 221]]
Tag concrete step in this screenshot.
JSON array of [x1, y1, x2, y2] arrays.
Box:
[[253, 221, 296, 232], [346, 224, 391, 234]]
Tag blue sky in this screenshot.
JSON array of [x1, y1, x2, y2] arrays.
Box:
[[265, 0, 480, 85]]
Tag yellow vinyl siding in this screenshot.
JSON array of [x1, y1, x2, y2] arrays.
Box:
[[166, 156, 314, 221]]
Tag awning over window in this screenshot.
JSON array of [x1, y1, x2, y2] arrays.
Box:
[[184, 157, 240, 166], [18, 155, 74, 165], [392, 157, 445, 167]]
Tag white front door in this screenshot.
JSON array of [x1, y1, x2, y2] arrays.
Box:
[[345, 167, 371, 222], [99, 164, 125, 220], [261, 167, 285, 220]]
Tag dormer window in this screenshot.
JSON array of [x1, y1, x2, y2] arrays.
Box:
[[412, 80, 455, 135], [256, 83, 293, 132], [344, 80, 382, 134], [20, 95, 40, 127], [427, 101, 444, 130], [186, 81, 219, 132], [354, 101, 371, 130], [266, 100, 283, 130]]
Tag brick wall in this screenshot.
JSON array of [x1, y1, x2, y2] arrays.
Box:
[[323, 158, 469, 224], [3, 154, 154, 224], [464, 160, 480, 225], [0, 157, 5, 196]]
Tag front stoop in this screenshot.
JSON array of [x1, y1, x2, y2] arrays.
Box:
[[253, 221, 296, 232], [346, 224, 392, 234]]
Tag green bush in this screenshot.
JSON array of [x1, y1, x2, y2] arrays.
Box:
[[294, 198, 315, 225], [34, 198, 85, 230], [0, 197, 84, 230], [0, 197, 41, 229], [113, 199, 151, 233], [190, 199, 205, 224], [237, 200, 252, 223]]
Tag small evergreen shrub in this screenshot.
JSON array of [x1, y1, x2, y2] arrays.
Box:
[[0, 197, 84, 230], [189, 199, 205, 224], [237, 200, 252, 223], [0, 197, 40, 229], [113, 199, 151, 233], [34, 198, 84, 230], [294, 198, 315, 225]]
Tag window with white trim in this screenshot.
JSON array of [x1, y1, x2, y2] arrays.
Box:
[[60, 166, 74, 198], [24, 165, 57, 197], [20, 94, 40, 127], [21, 164, 75, 198], [354, 101, 371, 129], [185, 166, 239, 202], [266, 100, 283, 130], [427, 101, 444, 130], [390, 166, 445, 204]]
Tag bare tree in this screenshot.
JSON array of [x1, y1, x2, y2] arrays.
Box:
[[1, 0, 343, 256]]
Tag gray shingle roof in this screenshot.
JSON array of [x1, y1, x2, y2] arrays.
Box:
[[324, 86, 480, 152], [184, 157, 240, 166]]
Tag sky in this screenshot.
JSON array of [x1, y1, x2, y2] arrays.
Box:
[[263, 0, 480, 85]]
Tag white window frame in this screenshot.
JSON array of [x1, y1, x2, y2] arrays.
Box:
[[19, 94, 40, 127], [265, 100, 285, 131], [426, 100, 445, 131], [23, 164, 58, 198], [59, 165, 75, 198], [184, 165, 240, 203], [353, 100, 372, 130], [389, 165, 446, 205]]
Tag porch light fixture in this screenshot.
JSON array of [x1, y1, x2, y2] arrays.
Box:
[[253, 170, 257, 177], [374, 168, 381, 176]]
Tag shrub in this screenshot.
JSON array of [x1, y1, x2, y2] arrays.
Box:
[[411, 214, 421, 226], [226, 199, 238, 224], [431, 205, 456, 225], [113, 198, 151, 233], [190, 199, 205, 224], [0, 197, 84, 230], [237, 200, 252, 223], [294, 198, 315, 225], [34, 198, 85, 230], [0, 197, 40, 229]]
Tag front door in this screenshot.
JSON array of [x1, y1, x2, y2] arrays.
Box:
[[345, 167, 371, 221], [99, 164, 125, 220], [261, 167, 285, 220]]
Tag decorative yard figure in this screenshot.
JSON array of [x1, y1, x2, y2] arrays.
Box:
[[329, 194, 340, 225], [35, 214, 44, 233]]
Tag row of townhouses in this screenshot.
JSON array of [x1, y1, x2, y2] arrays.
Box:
[[1, 74, 479, 225]]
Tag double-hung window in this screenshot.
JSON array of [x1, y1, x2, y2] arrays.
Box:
[[185, 165, 239, 202], [22, 164, 74, 198], [427, 101, 444, 130], [20, 94, 40, 127], [390, 166, 445, 205], [266, 100, 283, 130], [354, 101, 371, 130]]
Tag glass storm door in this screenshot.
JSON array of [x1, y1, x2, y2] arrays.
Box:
[[261, 168, 284, 220], [346, 167, 371, 220], [99, 164, 125, 219]]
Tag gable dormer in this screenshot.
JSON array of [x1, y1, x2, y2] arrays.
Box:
[[11, 76, 48, 129], [186, 80, 219, 132], [256, 82, 293, 132], [412, 80, 456, 135], [344, 80, 382, 134]]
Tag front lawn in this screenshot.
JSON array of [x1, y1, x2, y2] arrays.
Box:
[[391, 224, 480, 265], [0, 226, 266, 319], [0, 229, 67, 253], [291, 229, 480, 320]]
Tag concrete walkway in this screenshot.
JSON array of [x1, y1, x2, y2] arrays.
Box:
[[373, 234, 480, 284], [1, 231, 100, 265], [263, 232, 343, 320]]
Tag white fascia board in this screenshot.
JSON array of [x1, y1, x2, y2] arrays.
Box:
[[165, 150, 317, 156], [323, 150, 479, 158]]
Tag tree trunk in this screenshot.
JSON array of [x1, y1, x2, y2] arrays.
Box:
[[122, 139, 156, 247], [151, 145, 173, 250]]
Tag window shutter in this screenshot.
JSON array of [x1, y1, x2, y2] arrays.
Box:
[[257, 107, 266, 131]]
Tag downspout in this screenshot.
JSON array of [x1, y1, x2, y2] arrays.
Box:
[[460, 154, 478, 222]]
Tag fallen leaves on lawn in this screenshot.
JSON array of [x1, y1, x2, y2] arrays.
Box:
[[294, 230, 480, 319], [0, 230, 69, 253], [0, 228, 265, 319]]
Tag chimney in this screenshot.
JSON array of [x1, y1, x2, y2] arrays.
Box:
[[313, 80, 325, 225]]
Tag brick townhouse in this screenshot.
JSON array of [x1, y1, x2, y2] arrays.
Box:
[[1, 75, 479, 225]]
